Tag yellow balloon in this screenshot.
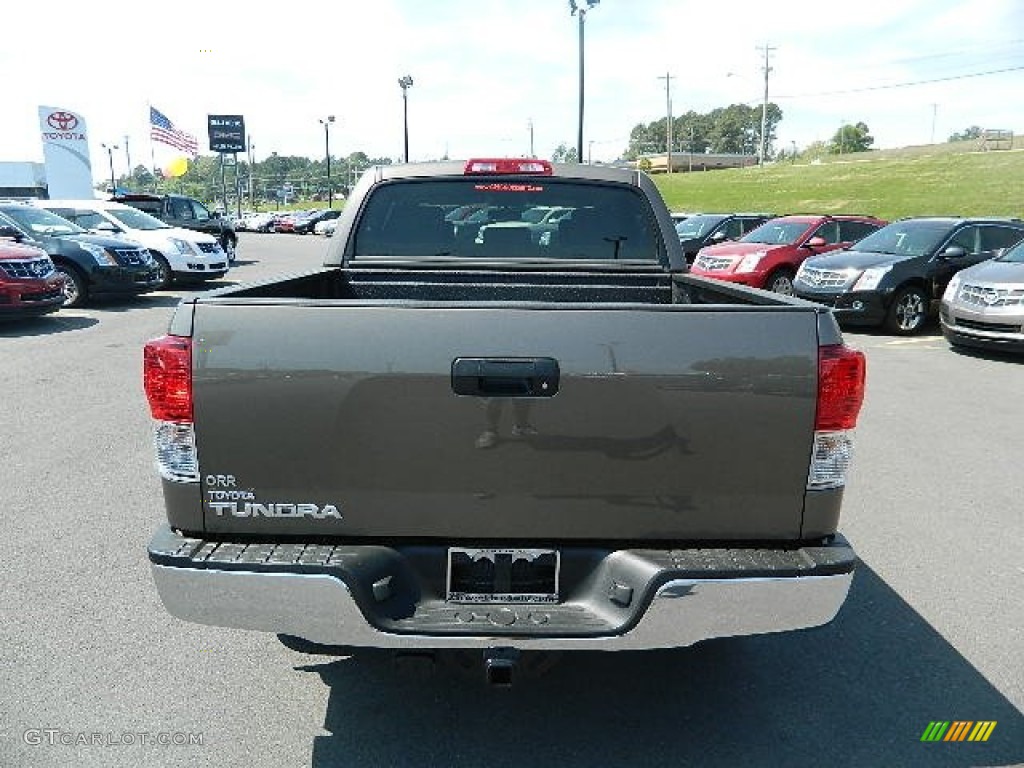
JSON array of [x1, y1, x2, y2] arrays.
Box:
[[164, 156, 189, 178]]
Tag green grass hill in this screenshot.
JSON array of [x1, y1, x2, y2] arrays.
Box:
[[653, 138, 1024, 221]]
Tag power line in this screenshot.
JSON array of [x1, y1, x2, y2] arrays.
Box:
[[774, 64, 1024, 100]]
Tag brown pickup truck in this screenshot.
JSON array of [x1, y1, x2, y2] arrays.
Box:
[[145, 158, 866, 685]]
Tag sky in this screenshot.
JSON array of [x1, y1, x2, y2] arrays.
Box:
[[2, 0, 1022, 185]]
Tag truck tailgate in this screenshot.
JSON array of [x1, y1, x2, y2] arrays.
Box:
[[191, 303, 818, 540]]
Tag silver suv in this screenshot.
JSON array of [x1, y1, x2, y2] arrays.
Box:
[[941, 235, 1024, 353]]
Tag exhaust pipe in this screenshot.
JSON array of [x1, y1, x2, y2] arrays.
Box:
[[483, 647, 520, 688]]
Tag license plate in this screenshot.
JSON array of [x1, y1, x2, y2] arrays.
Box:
[[446, 547, 560, 604]]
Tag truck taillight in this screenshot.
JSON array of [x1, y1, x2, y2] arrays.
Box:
[[144, 335, 198, 483], [144, 335, 192, 422], [808, 344, 866, 491], [815, 344, 866, 431]]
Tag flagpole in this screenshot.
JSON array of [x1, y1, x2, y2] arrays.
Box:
[[147, 100, 159, 193]]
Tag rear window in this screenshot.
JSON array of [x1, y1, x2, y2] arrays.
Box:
[[351, 179, 661, 262]]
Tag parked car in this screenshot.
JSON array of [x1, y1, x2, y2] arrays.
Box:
[[293, 208, 342, 234], [35, 200, 229, 290], [314, 218, 338, 236], [0, 202, 161, 308], [794, 217, 1024, 334], [0, 237, 66, 319], [940, 233, 1024, 352], [675, 212, 775, 263], [691, 214, 887, 295], [239, 212, 277, 232], [112, 193, 238, 263]]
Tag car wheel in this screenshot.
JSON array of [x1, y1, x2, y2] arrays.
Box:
[[150, 252, 173, 289], [885, 285, 929, 334], [54, 264, 87, 308], [766, 269, 795, 296]]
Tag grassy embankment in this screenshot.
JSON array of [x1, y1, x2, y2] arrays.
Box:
[[654, 138, 1024, 220]]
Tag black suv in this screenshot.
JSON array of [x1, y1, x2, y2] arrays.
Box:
[[112, 193, 238, 263], [675, 212, 774, 263], [0, 203, 162, 307], [793, 216, 1024, 334]]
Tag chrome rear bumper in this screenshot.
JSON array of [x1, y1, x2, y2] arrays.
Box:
[[149, 526, 855, 651]]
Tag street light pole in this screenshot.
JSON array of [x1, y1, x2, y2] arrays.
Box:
[[398, 75, 414, 163], [101, 142, 118, 193], [123, 136, 131, 188], [248, 139, 255, 211], [570, 0, 599, 163], [320, 116, 336, 208]]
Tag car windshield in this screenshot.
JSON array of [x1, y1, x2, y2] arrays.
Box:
[[107, 207, 171, 230], [997, 239, 1024, 263], [676, 214, 725, 239], [850, 220, 952, 257], [1, 206, 85, 236], [740, 220, 809, 245], [352, 179, 660, 262]]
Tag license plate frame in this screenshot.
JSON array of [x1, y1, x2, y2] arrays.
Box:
[[446, 547, 560, 604]]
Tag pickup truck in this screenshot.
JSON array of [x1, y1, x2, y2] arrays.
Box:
[[145, 158, 866, 685], [112, 192, 238, 263]]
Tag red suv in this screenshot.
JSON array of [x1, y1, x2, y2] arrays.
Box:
[[0, 239, 66, 320], [689, 214, 887, 294]]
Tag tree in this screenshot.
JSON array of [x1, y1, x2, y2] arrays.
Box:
[[829, 122, 874, 154], [948, 126, 982, 142], [623, 103, 782, 159], [551, 143, 579, 163]]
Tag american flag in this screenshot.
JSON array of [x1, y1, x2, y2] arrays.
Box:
[[150, 106, 199, 157]]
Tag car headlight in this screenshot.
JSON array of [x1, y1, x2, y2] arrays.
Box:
[[735, 251, 766, 273], [79, 242, 118, 266], [942, 274, 962, 302], [852, 266, 892, 291], [169, 238, 195, 256]]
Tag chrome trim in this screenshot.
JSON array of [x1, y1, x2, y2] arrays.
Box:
[[797, 266, 852, 289], [693, 255, 734, 271], [151, 565, 853, 651], [959, 283, 1024, 308]]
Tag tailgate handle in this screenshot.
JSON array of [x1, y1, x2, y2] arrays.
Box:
[[452, 357, 559, 398]]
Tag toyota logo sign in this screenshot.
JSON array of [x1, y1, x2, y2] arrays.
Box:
[[47, 111, 79, 131]]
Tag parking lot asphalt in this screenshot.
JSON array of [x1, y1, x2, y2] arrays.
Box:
[[2, 232, 1021, 768]]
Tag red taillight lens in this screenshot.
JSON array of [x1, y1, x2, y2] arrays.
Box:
[[144, 335, 193, 422], [463, 158, 553, 175], [816, 344, 866, 431]]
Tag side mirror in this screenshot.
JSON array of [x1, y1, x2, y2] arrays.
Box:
[[0, 224, 24, 242], [709, 231, 728, 242], [805, 236, 827, 248], [941, 245, 967, 259]]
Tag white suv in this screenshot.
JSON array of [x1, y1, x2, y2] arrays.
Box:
[[34, 200, 229, 288]]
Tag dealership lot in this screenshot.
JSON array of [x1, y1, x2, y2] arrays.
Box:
[[1, 233, 1021, 767]]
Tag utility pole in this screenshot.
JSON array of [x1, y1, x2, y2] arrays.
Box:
[[123, 136, 131, 189], [658, 72, 674, 174], [757, 43, 776, 166], [930, 103, 938, 144], [528, 118, 535, 157]]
